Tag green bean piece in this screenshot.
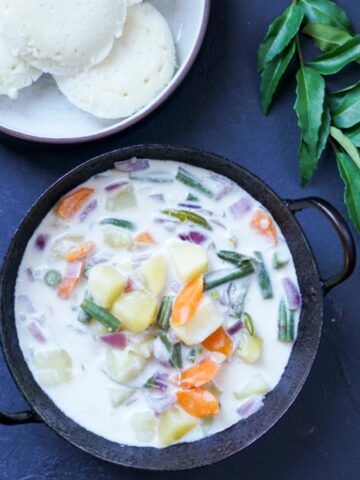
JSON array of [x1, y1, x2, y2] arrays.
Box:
[[143, 376, 156, 389], [244, 313, 255, 336], [272, 252, 289, 269], [80, 298, 121, 332], [159, 333, 183, 369], [129, 172, 175, 183], [44, 270, 62, 288], [77, 291, 92, 323], [187, 348, 197, 364], [176, 167, 214, 198], [217, 250, 255, 266], [203, 262, 254, 291], [186, 193, 199, 202], [254, 251, 274, 299], [100, 218, 136, 230], [286, 309, 295, 342], [156, 296, 173, 330], [162, 209, 212, 230], [278, 299, 295, 342]]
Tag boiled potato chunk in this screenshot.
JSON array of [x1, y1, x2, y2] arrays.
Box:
[[129, 411, 156, 443], [237, 333, 263, 363], [104, 227, 133, 249], [106, 348, 146, 383], [140, 254, 167, 295], [106, 184, 137, 211], [234, 373, 270, 400], [158, 407, 198, 447], [109, 385, 134, 407], [129, 333, 154, 359], [169, 241, 208, 283], [34, 349, 72, 387], [88, 264, 127, 309], [112, 291, 158, 333], [173, 296, 223, 346]]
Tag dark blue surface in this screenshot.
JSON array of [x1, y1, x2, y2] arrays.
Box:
[[1, 1, 360, 478]]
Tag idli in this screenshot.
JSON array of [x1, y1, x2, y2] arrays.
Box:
[[56, 3, 176, 119], [0, 0, 128, 76], [0, 35, 41, 99]]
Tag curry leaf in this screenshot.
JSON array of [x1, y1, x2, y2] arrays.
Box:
[[329, 82, 360, 129], [330, 126, 360, 169], [260, 41, 296, 114], [302, 23, 353, 53], [345, 124, 360, 147], [336, 152, 360, 232], [295, 66, 325, 153], [257, 4, 304, 72], [308, 35, 360, 75], [299, 105, 331, 186], [299, 0, 352, 33]]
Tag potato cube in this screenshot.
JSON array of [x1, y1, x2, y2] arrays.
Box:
[[106, 348, 146, 383], [129, 411, 156, 442], [169, 241, 208, 283], [234, 373, 270, 400], [88, 264, 127, 309], [139, 254, 167, 295], [104, 227, 132, 249], [237, 333, 263, 363], [158, 407, 197, 447], [106, 184, 137, 211], [173, 296, 223, 346], [34, 349, 72, 387], [109, 385, 134, 407], [112, 291, 158, 333]]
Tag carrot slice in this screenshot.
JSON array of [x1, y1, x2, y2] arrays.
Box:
[[250, 209, 278, 245], [171, 275, 203, 327], [176, 389, 220, 418], [58, 277, 80, 300], [202, 327, 234, 357], [65, 241, 96, 262], [56, 188, 95, 220], [181, 358, 221, 389], [134, 231, 156, 244]]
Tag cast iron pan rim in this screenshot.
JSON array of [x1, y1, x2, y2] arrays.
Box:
[[0, 144, 323, 470], [0, 1, 211, 145]]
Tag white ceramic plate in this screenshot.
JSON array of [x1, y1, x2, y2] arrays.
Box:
[[0, 0, 210, 144]]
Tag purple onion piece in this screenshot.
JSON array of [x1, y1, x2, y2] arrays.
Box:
[[28, 322, 46, 343], [211, 172, 236, 200], [79, 199, 98, 222], [17, 295, 36, 313], [145, 392, 177, 414], [229, 197, 253, 219], [25, 267, 35, 282], [153, 337, 171, 367], [178, 231, 207, 245], [114, 158, 149, 172], [282, 277, 301, 310], [105, 181, 129, 192], [153, 217, 180, 225], [149, 193, 165, 202], [150, 372, 169, 392], [237, 397, 264, 419], [99, 332, 127, 350], [35, 234, 49, 251], [227, 319, 243, 336], [177, 203, 202, 209]]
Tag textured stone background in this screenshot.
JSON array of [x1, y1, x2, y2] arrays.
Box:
[[0, 1, 359, 478]]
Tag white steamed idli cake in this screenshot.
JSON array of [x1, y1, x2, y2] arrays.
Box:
[[0, 35, 41, 99], [0, 0, 128, 76], [55, 3, 176, 119]]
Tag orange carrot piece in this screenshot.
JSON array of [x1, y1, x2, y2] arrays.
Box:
[[58, 277, 80, 300], [181, 358, 221, 389], [202, 327, 234, 357], [65, 241, 96, 262], [176, 389, 220, 418], [134, 231, 156, 244], [56, 188, 95, 220], [171, 275, 203, 327], [250, 209, 278, 245]]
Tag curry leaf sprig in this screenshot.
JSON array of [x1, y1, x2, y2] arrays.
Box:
[[257, 0, 360, 232]]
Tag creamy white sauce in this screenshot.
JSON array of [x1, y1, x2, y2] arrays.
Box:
[[15, 160, 300, 448]]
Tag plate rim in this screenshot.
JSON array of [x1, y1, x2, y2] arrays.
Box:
[[0, 0, 211, 145]]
